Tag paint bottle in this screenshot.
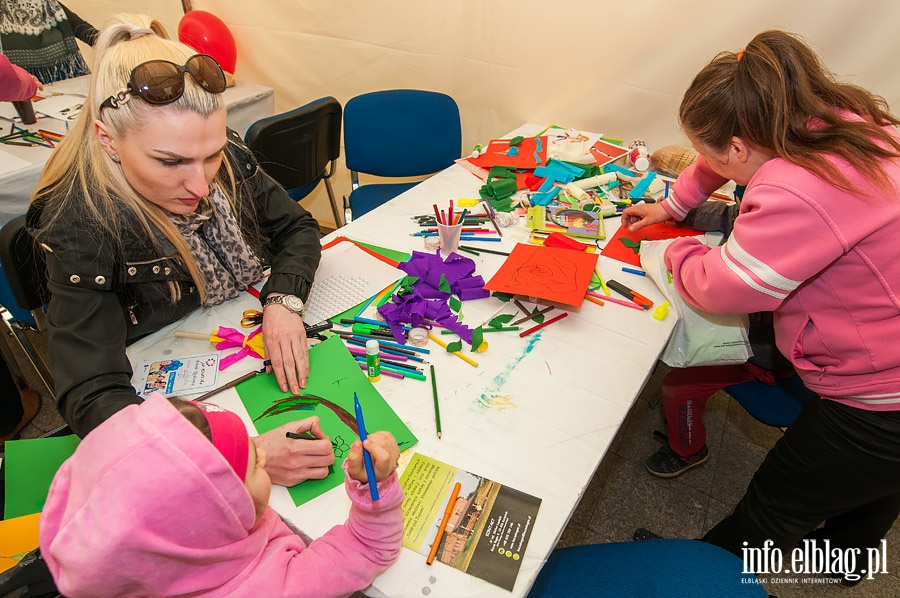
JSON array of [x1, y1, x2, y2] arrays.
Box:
[[366, 339, 381, 382]]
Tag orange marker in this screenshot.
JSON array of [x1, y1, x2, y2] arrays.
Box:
[[427, 481, 461, 565]]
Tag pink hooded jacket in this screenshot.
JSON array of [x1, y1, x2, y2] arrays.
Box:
[[660, 115, 900, 411], [39, 395, 404, 598]]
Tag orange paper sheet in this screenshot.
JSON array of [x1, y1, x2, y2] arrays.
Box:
[[484, 244, 598, 306], [601, 222, 704, 267], [0, 512, 41, 574]]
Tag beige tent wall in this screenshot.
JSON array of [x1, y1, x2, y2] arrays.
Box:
[[69, 1, 900, 229]]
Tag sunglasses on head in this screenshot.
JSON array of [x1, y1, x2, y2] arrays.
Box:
[[100, 54, 227, 111]]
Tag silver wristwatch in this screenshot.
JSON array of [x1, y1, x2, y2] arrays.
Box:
[[263, 294, 305, 315]]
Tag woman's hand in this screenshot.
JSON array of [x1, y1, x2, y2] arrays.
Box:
[[347, 431, 400, 485], [254, 417, 335, 486], [262, 300, 309, 394], [621, 202, 672, 232]]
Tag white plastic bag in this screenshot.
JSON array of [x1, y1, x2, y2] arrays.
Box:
[[639, 238, 751, 368]]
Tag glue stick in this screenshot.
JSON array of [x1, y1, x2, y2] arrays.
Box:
[[366, 339, 381, 382]]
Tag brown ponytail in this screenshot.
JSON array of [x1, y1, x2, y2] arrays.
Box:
[[680, 30, 900, 193]]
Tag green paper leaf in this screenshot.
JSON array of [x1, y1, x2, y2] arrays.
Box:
[[446, 340, 463, 352], [471, 327, 484, 352], [449, 296, 462, 312], [619, 237, 646, 254], [438, 274, 451, 294], [489, 313, 515, 327], [490, 292, 514, 303]]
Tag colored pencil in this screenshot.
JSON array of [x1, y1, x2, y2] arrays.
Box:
[[510, 305, 555, 326], [430, 364, 441, 439], [595, 267, 611, 296], [585, 295, 605, 307], [427, 481, 461, 565], [519, 312, 569, 337], [427, 332, 478, 367], [482, 201, 503, 237], [358, 363, 404, 380], [458, 245, 509, 256], [587, 291, 644, 311]]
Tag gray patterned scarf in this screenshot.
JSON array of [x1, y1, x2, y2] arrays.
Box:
[[170, 187, 263, 307]]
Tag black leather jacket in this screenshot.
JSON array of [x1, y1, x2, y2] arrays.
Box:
[[26, 129, 322, 436]]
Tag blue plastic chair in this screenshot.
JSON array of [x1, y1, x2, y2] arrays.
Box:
[[343, 89, 461, 220], [725, 373, 816, 427], [244, 96, 344, 226], [528, 539, 768, 597]]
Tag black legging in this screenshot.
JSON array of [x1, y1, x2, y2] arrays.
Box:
[[703, 397, 900, 580]]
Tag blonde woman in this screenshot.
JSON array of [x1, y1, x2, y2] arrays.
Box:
[[28, 14, 333, 486]]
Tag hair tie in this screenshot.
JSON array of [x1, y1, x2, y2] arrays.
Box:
[[130, 28, 155, 40], [736, 49, 746, 62]]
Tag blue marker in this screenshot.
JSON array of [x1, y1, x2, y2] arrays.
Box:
[[621, 266, 646, 277], [353, 393, 379, 501]]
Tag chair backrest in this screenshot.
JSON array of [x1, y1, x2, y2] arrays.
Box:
[[344, 89, 461, 178], [244, 96, 342, 199], [0, 215, 48, 326], [0, 215, 54, 398], [528, 539, 768, 598]]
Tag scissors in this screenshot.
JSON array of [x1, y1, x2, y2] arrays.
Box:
[[241, 309, 264, 328]]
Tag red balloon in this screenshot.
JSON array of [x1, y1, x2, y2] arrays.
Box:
[[178, 10, 237, 73]]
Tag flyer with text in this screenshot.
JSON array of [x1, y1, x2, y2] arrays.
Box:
[[400, 453, 542, 591]]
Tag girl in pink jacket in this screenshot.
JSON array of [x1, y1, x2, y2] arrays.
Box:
[[39, 394, 404, 597], [623, 30, 900, 585]]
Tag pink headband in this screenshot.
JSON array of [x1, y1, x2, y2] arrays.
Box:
[[192, 402, 250, 482]]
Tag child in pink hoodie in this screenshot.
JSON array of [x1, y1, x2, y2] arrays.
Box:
[[39, 394, 404, 597]]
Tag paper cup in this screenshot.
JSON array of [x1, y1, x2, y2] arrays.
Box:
[[437, 222, 463, 255]]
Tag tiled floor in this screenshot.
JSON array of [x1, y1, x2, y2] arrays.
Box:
[[10, 322, 900, 597], [556, 362, 900, 597]]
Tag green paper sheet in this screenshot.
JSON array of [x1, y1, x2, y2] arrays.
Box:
[[237, 335, 417, 506], [4, 434, 81, 519]]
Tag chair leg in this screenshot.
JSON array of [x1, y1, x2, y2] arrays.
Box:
[[324, 179, 343, 228], [342, 195, 353, 225]]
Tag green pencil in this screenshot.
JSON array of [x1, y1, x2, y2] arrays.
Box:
[[430, 364, 442, 439]]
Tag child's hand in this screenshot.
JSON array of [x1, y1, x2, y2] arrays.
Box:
[[347, 431, 400, 485]]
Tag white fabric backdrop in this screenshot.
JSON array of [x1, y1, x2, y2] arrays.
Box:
[[69, 0, 900, 227]]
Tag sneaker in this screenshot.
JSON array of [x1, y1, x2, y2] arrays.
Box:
[[645, 444, 709, 478]]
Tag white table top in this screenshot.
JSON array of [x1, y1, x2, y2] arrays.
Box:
[[0, 76, 274, 224], [126, 124, 677, 597]]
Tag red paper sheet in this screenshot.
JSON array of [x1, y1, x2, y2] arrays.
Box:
[[601, 222, 704, 267], [484, 244, 598, 306], [589, 139, 629, 166], [467, 136, 548, 170]]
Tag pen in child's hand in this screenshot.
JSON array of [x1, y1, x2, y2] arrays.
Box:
[[285, 431, 318, 440], [354, 393, 380, 501]]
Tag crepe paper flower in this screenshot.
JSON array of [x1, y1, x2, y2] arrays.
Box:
[[377, 250, 489, 346], [212, 326, 265, 370]]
